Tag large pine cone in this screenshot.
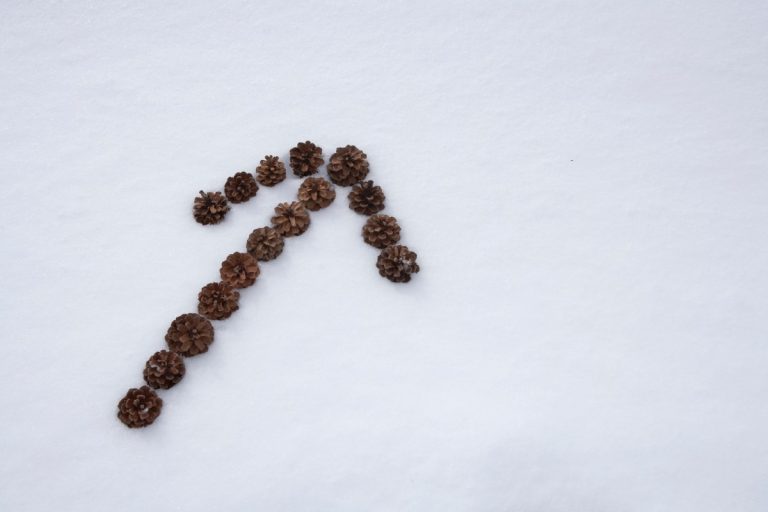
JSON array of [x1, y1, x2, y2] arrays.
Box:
[[256, 155, 286, 186], [246, 226, 284, 261], [220, 252, 260, 288], [376, 245, 420, 283], [348, 180, 385, 215], [117, 386, 163, 428], [165, 313, 214, 356], [298, 177, 336, 211], [327, 145, 369, 186], [198, 282, 240, 320], [289, 141, 324, 177], [224, 172, 258, 203], [193, 191, 230, 225], [272, 201, 311, 237], [143, 350, 186, 389], [362, 214, 401, 249]]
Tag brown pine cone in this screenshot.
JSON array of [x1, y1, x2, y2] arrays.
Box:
[[289, 141, 324, 177], [198, 282, 240, 320], [256, 155, 286, 186], [246, 226, 285, 261], [193, 191, 230, 225], [271, 201, 311, 237], [165, 313, 215, 356], [224, 172, 258, 203], [298, 177, 336, 211], [348, 180, 385, 215], [376, 245, 420, 283], [327, 145, 369, 186], [117, 386, 163, 428], [362, 214, 401, 249], [220, 252, 260, 288], [143, 350, 186, 390]]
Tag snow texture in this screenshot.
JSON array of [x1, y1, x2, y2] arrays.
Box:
[[1, 1, 767, 510]]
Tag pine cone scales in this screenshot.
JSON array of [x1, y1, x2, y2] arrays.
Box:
[[220, 252, 260, 288], [193, 191, 230, 225], [198, 282, 240, 320], [298, 177, 336, 211], [117, 386, 163, 428], [246, 226, 285, 261], [272, 201, 311, 237], [165, 313, 214, 356], [143, 350, 186, 389], [328, 145, 369, 186], [377, 245, 420, 283], [363, 214, 401, 249], [224, 172, 258, 203], [256, 155, 286, 186], [289, 141, 324, 177]]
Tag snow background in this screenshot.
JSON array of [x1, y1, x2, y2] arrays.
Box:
[[1, 1, 767, 510]]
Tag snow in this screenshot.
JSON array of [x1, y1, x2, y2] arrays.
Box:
[[1, 1, 767, 510]]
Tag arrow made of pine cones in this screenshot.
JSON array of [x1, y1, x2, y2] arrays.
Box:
[[117, 141, 420, 428]]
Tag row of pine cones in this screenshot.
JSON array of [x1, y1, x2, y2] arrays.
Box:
[[347, 180, 420, 283], [192, 141, 370, 225], [118, 141, 420, 428]]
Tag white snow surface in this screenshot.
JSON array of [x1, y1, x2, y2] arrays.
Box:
[[1, 1, 767, 510]]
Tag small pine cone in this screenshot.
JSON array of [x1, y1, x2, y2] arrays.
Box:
[[198, 282, 240, 320], [220, 251, 260, 288], [117, 386, 163, 428], [348, 180, 385, 215], [298, 177, 336, 211], [376, 245, 420, 283], [256, 155, 286, 186], [143, 350, 186, 390], [271, 201, 311, 237], [165, 313, 214, 356], [362, 214, 401, 249], [193, 191, 230, 225], [327, 145, 369, 186], [289, 141, 324, 177], [246, 226, 285, 261], [224, 172, 258, 203]]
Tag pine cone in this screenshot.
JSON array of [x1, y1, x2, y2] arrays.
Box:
[[198, 282, 240, 320], [376, 245, 420, 283], [327, 145, 369, 186], [256, 155, 286, 186], [165, 313, 215, 356], [143, 350, 186, 390], [193, 191, 230, 225], [298, 177, 336, 211], [224, 172, 258, 203], [117, 386, 163, 428], [348, 180, 385, 215], [220, 252, 260, 288], [271, 201, 311, 237], [289, 141, 324, 177], [246, 226, 285, 261], [362, 214, 401, 249]]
